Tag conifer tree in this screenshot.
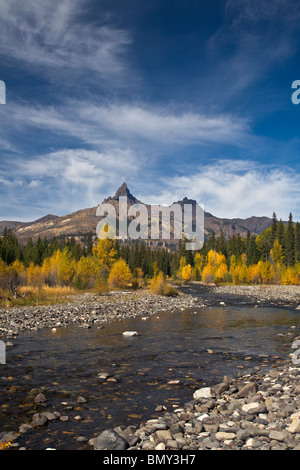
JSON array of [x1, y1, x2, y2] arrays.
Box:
[[285, 213, 295, 266], [295, 222, 300, 263], [270, 212, 278, 248]]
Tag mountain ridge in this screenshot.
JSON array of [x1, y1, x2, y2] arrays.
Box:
[[0, 183, 274, 243]]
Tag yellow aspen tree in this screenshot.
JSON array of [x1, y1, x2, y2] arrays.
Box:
[[57, 248, 76, 286], [280, 266, 299, 285], [181, 264, 192, 282], [27, 262, 43, 287], [92, 224, 117, 269], [108, 259, 132, 290]]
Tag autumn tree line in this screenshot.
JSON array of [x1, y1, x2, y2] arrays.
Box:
[[0, 212, 300, 301]]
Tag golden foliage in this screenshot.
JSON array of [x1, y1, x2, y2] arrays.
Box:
[[150, 271, 178, 296], [108, 259, 132, 290], [181, 264, 192, 282]]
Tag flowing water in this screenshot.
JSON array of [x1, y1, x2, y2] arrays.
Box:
[[0, 305, 299, 450]]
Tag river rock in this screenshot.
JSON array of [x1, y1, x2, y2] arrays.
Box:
[[193, 387, 214, 400], [122, 331, 139, 337], [202, 416, 220, 433], [241, 402, 267, 415], [31, 413, 48, 427], [287, 418, 300, 434], [154, 430, 173, 444], [93, 430, 129, 450], [213, 382, 230, 395], [34, 393, 47, 404], [215, 432, 236, 441], [77, 396, 87, 404], [269, 431, 285, 441], [41, 412, 59, 421], [237, 382, 258, 398]]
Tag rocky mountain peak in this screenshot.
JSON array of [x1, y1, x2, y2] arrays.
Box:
[[103, 182, 143, 205]]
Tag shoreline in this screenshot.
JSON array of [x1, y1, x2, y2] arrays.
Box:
[[0, 284, 299, 451], [0, 288, 200, 339], [0, 283, 299, 339], [101, 358, 300, 451]]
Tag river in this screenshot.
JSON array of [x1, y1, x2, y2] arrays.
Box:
[[0, 304, 299, 450]]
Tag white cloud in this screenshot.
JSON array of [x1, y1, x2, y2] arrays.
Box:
[[149, 160, 300, 220], [8, 148, 141, 214], [7, 100, 252, 149], [78, 103, 250, 146], [0, 0, 132, 84]]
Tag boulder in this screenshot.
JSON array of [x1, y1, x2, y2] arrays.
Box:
[[93, 429, 129, 450]]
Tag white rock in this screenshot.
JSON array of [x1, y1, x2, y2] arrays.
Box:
[[193, 387, 214, 400], [197, 413, 209, 421], [245, 438, 255, 447], [215, 432, 236, 441], [287, 418, 300, 434], [155, 443, 165, 450], [241, 402, 266, 414], [122, 331, 139, 337]]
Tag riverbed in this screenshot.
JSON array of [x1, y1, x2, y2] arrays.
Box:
[[1, 292, 299, 450]]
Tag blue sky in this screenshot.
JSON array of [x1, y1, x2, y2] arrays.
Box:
[[0, 0, 300, 221]]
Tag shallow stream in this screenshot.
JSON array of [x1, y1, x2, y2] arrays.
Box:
[[0, 305, 299, 450]]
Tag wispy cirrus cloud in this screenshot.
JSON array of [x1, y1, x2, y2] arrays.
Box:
[[0, 0, 133, 85], [4, 100, 252, 150], [206, 0, 300, 101]]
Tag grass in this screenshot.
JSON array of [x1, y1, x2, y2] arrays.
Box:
[[0, 284, 79, 308]]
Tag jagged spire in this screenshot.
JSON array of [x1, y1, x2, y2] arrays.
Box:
[[103, 183, 143, 205], [114, 182, 130, 198]]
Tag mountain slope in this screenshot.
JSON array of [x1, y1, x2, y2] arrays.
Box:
[[0, 183, 273, 243]]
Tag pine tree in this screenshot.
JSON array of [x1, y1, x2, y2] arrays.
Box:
[[276, 219, 285, 251], [207, 230, 216, 251], [285, 213, 295, 266], [295, 222, 300, 263], [86, 232, 94, 256], [246, 232, 259, 265], [270, 212, 278, 248], [216, 230, 226, 256]]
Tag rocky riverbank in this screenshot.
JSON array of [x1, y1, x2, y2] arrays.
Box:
[[182, 283, 300, 309], [1, 284, 299, 340], [212, 284, 300, 307], [0, 284, 299, 451], [92, 358, 300, 451], [0, 289, 201, 340]]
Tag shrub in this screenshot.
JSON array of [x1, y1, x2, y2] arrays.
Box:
[[150, 271, 179, 296]]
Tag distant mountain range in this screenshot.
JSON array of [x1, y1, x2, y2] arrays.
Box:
[[0, 183, 275, 243]]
